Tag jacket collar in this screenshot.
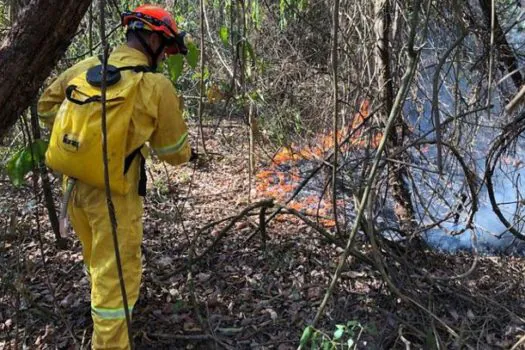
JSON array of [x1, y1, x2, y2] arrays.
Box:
[[111, 45, 150, 66]]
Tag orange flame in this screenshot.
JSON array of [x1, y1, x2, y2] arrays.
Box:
[[256, 99, 380, 228]]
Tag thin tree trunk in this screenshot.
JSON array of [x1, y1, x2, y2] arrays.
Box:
[[0, 0, 92, 137], [331, 0, 341, 234], [238, 0, 254, 201], [29, 102, 63, 247], [89, 3, 94, 56], [198, 0, 208, 155], [374, 0, 416, 235], [478, 0, 523, 89], [98, 0, 133, 347]]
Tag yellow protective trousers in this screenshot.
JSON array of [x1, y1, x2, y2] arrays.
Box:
[[68, 159, 143, 349]]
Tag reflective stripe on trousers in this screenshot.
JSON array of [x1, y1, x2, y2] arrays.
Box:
[[92, 306, 135, 320]]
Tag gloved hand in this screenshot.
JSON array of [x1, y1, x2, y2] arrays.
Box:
[[175, 31, 190, 55], [189, 148, 199, 162]]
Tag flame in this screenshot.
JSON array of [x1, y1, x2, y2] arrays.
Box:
[[256, 100, 381, 227]]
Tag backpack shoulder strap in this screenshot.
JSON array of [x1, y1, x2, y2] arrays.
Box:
[[124, 146, 147, 197]]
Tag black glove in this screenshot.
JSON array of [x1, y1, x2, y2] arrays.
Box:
[[189, 148, 199, 162], [175, 31, 189, 55]]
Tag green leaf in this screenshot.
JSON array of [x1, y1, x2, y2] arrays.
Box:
[[347, 338, 355, 348], [366, 322, 378, 336], [168, 54, 184, 82], [248, 89, 265, 103], [31, 139, 48, 163], [424, 330, 438, 349], [311, 331, 319, 348], [251, 1, 261, 29], [333, 327, 344, 340], [219, 25, 229, 46], [321, 340, 333, 350], [300, 326, 313, 346], [6, 150, 25, 187], [171, 300, 185, 313], [279, 0, 287, 29], [191, 67, 209, 82], [5, 140, 47, 188], [175, 15, 186, 26], [346, 320, 360, 329], [185, 42, 199, 69], [299, 0, 309, 11]]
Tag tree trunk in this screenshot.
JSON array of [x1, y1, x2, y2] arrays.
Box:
[[29, 102, 64, 247], [478, 0, 523, 89], [374, 0, 416, 235], [9, 0, 31, 23], [0, 0, 92, 138]]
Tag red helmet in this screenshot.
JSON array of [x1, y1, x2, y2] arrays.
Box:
[[122, 4, 178, 40]]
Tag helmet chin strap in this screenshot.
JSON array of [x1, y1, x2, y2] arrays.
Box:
[[133, 29, 166, 71]]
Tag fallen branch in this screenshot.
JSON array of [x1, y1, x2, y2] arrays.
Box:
[[191, 199, 274, 263], [274, 203, 374, 266], [505, 85, 525, 113], [510, 333, 525, 350]]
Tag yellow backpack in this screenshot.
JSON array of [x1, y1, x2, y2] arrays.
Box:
[[46, 60, 152, 195]]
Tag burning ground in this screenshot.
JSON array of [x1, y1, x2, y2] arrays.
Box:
[[1, 124, 525, 349], [254, 100, 382, 230]]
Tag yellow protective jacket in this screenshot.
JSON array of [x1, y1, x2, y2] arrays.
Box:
[[38, 45, 191, 170]]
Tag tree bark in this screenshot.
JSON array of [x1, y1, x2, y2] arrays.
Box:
[[29, 102, 63, 247], [331, 0, 341, 233], [9, 0, 31, 23], [0, 0, 92, 137], [374, 0, 416, 235]]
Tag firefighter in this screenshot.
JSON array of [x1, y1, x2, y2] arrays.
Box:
[[38, 4, 191, 349]]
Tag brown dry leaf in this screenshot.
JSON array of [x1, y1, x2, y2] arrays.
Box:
[[342, 270, 366, 278], [449, 309, 460, 321], [467, 309, 476, 320], [307, 286, 323, 300], [183, 321, 202, 333], [3, 319, 12, 329], [196, 272, 211, 282], [235, 221, 249, 230], [34, 325, 54, 346], [60, 293, 75, 308], [156, 256, 173, 268], [264, 308, 278, 320]]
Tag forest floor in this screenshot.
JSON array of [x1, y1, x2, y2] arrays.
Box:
[[1, 123, 525, 349]]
